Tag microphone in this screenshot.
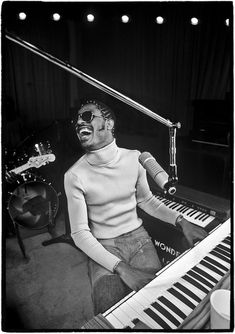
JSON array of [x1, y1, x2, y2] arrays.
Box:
[[139, 152, 176, 195]]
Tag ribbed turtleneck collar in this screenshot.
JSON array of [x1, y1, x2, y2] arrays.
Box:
[[85, 139, 119, 166]]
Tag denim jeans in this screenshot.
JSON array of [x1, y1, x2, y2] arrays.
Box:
[[88, 225, 162, 315]]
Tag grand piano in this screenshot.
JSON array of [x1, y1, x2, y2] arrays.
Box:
[[82, 184, 231, 330]]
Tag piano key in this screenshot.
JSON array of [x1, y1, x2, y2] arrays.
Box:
[[135, 291, 179, 328], [223, 239, 230, 246], [213, 247, 231, 260], [117, 297, 156, 329], [213, 246, 231, 259], [200, 259, 225, 276], [132, 290, 176, 328], [210, 250, 230, 265], [202, 214, 210, 221], [162, 291, 193, 316], [144, 308, 172, 329], [168, 288, 195, 309], [151, 302, 181, 327], [158, 295, 187, 320], [217, 238, 231, 249], [178, 277, 208, 300], [197, 263, 222, 282], [174, 282, 202, 303], [105, 313, 125, 329], [157, 298, 184, 324], [205, 255, 229, 271], [188, 269, 214, 289], [192, 265, 219, 284], [182, 275, 209, 294], [110, 307, 135, 328], [172, 283, 203, 307], [224, 236, 231, 243], [125, 294, 163, 329], [217, 244, 230, 254]]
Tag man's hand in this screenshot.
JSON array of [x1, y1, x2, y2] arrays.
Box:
[[114, 261, 155, 292], [177, 217, 208, 247]]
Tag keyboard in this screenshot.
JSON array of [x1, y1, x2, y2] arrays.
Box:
[[83, 219, 231, 329]]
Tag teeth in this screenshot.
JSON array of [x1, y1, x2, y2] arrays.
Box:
[[79, 127, 92, 135]]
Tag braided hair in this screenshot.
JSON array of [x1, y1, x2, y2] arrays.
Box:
[[80, 99, 116, 137]]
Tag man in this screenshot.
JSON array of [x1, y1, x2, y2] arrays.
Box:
[[64, 99, 207, 316]]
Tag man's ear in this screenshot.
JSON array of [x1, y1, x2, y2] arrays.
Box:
[[106, 119, 114, 131]]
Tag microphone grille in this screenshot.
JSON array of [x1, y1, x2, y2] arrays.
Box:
[[138, 152, 152, 165]]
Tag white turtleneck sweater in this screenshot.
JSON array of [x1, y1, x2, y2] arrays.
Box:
[[64, 140, 179, 272]]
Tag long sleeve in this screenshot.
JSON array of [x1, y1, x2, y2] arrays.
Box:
[[136, 163, 179, 225], [64, 171, 121, 272]]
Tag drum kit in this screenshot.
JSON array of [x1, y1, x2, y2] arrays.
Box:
[[5, 141, 59, 232]]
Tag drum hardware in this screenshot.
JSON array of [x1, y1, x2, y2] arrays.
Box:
[[7, 178, 60, 258]]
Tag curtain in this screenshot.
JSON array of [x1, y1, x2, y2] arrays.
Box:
[[2, 2, 232, 142]]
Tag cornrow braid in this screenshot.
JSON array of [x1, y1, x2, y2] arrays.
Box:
[[80, 99, 116, 136]]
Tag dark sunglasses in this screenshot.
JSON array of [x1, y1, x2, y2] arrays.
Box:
[[76, 110, 104, 123]]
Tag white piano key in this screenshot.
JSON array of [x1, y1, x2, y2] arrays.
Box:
[[178, 277, 207, 300], [220, 241, 231, 251], [118, 295, 158, 329], [105, 313, 125, 329], [162, 290, 192, 316], [172, 285, 198, 307], [202, 258, 227, 276], [132, 291, 179, 329], [206, 253, 230, 270], [197, 263, 223, 282], [110, 307, 135, 328], [126, 294, 164, 329], [191, 267, 218, 286], [132, 290, 176, 329], [147, 303, 178, 329], [217, 245, 231, 256], [157, 298, 184, 324], [187, 270, 215, 290]]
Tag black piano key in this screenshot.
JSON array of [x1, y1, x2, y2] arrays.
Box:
[[194, 212, 203, 219], [168, 288, 195, 310], [210, 250, 230, 264], [198, 213, 207, 220], [200, 260, 225, 276], [144, 308, 172, 329], [188, 270, 214, 289], [174, 282, 201, 303], [204, 256, 228, 272], [176, 205, 184, 211], [179, 206, 187, 212], [187, 209, 195, 215], [213, 246, 230, 259], [132, 318, 140, 325], [189, 210, 198, 217], [181, 207, 190, 213], [151, 302, 181, 327], [193, 266, 219, 284], [202, 214, 210, 221], [217, 244, 230, 254], [223, 238, 231, 246], [172, 203, 180, 209], [158, 296, 187, 320], [182, 275, 209, 294]]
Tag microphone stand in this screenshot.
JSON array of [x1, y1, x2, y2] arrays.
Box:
[[168, 124, 180, 189], [5, 31, 181, 249]]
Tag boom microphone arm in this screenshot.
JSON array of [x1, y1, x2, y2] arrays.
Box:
[[5, 31, 180, 188]]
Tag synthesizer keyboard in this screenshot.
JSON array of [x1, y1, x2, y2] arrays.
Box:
[[83, 218, 231, 329]]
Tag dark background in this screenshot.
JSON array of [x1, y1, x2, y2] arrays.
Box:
[[2, 1, 233, 205]]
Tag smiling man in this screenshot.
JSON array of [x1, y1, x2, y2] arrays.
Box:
[[64, 99, 207, 317]]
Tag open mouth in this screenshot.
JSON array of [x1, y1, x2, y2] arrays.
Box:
[[78, 126, 93, 140]]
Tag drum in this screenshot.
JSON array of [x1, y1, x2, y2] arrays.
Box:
[[8, 176, 59, 230]]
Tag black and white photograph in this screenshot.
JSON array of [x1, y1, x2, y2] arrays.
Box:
[[1, 1, 233, 331]]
